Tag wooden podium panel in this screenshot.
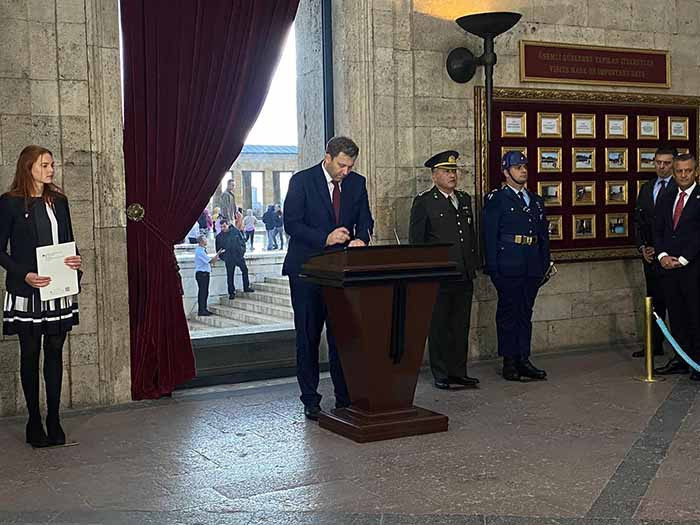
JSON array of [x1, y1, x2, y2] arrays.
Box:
[[301, 245, 459, 442]]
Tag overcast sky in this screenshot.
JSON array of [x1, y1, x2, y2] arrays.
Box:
[[244, 28, 298, 146]]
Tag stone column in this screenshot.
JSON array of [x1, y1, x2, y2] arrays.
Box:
[[296, 0, 326, 169], [84, 0, 131, 406]]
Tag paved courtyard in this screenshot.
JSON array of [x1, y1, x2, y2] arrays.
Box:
[[1, 346, 699, 524]]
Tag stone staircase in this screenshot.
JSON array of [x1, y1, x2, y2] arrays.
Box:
[[189, 276, 293, 332]]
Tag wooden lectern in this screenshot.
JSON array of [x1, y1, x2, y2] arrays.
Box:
[[301, 244, 460, 443]]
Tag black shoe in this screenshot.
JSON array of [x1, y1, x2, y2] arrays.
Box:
[[304, 405, 321, 421], [434, 379, 450, 390], [335, 400, 351, 409], [26, 420, 51, 448], [244, 288, 255, 293], [198, 311, 212, 316], [502, 357, 521, 381], [655, 358, 689, 375], [516, 359, 547, 380], [632, 349, 664, 358], [228, 294, 236, 300], [46, 418, 66, 446], [690, 370, 700, 381], [448, 375, 480, 387]]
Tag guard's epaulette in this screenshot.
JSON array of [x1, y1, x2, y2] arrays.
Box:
[[486, 188, 500, 200], [416, 188, 430, 197]]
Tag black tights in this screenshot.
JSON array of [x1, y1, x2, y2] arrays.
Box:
[[18, 332, 66, 423]]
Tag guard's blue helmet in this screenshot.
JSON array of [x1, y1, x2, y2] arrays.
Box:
[[502, 151, 528, 170]]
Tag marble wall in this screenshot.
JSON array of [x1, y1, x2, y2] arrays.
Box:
[[0, 0, 129, 416], [321, 0, 700, 359]]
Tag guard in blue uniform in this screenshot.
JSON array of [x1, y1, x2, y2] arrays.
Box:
[[482, 151, 550, 381]]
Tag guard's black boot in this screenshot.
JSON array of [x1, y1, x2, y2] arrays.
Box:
[[516, 359, 547, 380], [502, 357, 521, 381]]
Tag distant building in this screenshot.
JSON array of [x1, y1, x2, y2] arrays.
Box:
[[213, 145, 299, 217]]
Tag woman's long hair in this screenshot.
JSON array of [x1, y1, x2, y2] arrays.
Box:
[[7, 145, 65, 204]]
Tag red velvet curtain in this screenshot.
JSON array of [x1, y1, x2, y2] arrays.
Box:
[[121, 0, 299, 399]]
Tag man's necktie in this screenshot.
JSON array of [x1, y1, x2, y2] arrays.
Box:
[[672, 191, 686, 230], [655, 179, 667, 203], [517, 191, 526, 206], [448, 194, 457, 209], [332, 181, 341, 223]]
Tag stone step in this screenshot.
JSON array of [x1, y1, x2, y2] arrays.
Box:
[[214, 298, 294, 320], [264, 276, 290, 287], [253, 282, 291, 295], [187, 318, 216, 331], [189, 312, 248, 329], [222, 290, 292, 308], [208, 303, 293, 325]]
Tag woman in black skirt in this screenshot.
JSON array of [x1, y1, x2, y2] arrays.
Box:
[[0, 145, 82, 448]]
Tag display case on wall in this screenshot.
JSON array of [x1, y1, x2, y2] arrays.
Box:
[[474, 87, 700, 261]]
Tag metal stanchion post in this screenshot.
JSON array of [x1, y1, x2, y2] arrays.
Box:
[[636, 296, 664, 383]]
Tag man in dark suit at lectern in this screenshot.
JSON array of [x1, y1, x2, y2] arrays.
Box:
[[632, 146, 676, 360], [654, 153, 700, 381], [283, 136, 374, 420]]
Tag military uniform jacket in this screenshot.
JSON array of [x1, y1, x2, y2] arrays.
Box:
[[482, 186, 550, 278], [408, 186, 477, 279]]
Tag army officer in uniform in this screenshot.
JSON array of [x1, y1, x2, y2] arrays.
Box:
[[409, 151, 479, 390], [483, 151, 550, 381]]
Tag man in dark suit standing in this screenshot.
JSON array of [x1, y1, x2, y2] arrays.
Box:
[[633, 146, 676, 361], [283, 136, 374, 420], [654, 154, 700, 380], [409, 151, 479, 390]]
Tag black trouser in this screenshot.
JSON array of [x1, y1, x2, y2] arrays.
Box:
[[663, 264, 700, 362], [245, 230, 254, 249], [428, 279, 474, 381], [493, 276, 541, 359], [643, 262, 667, 353], [289, 274, 349, 408], [18, 332, 66, 423], [225, 257, 250, 295], [195, 271, 210, 314]]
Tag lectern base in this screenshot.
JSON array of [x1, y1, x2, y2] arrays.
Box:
[[318, 405, 448, 443]]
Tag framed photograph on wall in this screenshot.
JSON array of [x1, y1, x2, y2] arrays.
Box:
[[501, 111, 527, 137], [537, 112, 562, 138], [572, 181, 596, 206], [637, 148, 657, 172], [678, 147, 690, 155], [637, 116, 659, 139], [572, 214, 596, 239], [605, 180, 628, 205], [572, 147, 596, 172], [605, 114, 628, 139], [572, 113, 596, 139], [668, 116, 689, 140], [501, 146, 527, 159], [537, 147, 562, 172], [605, 148, 628, 172], [606, 213, 628, 238], [538, 181, 563, 206], [547, 215, 563, 241]]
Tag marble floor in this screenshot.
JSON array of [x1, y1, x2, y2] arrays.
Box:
[[1, 346, 699, 524]]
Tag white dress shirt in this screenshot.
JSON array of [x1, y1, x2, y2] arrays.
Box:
[[437, 188, 458, 209], [322, 162, 342, 200], [657, 182, 696, 266]]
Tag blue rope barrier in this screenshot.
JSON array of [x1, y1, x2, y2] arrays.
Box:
[[653, 312, 700, 373]]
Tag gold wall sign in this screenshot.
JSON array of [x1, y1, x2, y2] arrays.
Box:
[[520, 40, 671, 88]]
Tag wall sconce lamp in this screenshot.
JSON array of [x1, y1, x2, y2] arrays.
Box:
[[446, 12, 522, 142]]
